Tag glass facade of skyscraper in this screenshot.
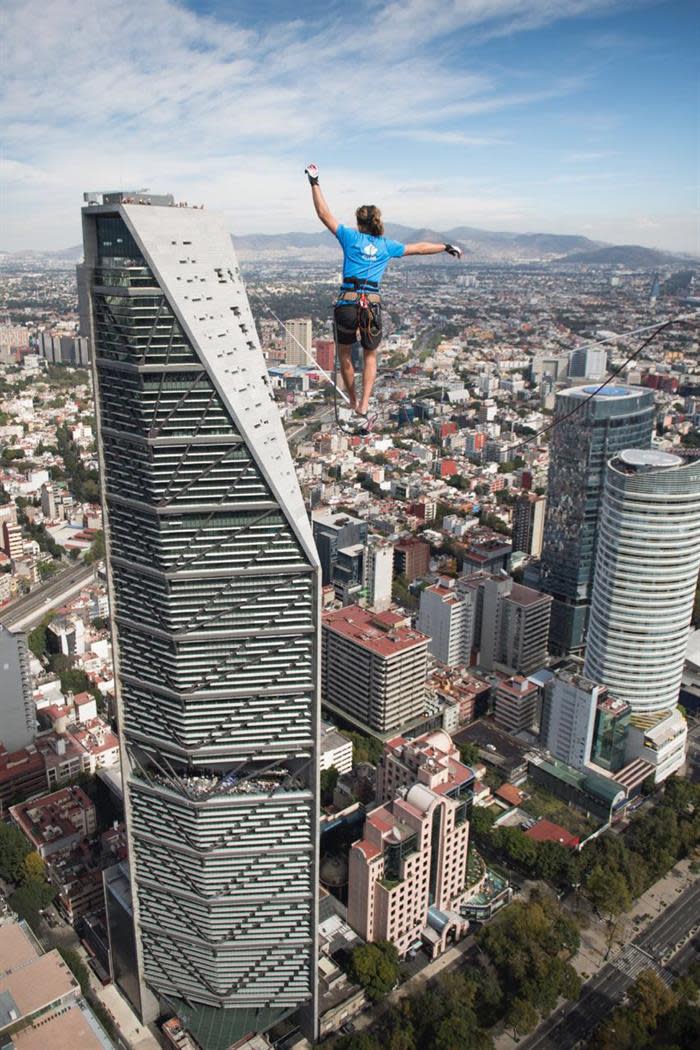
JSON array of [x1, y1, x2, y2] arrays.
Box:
[[539, 385, 654, 654]]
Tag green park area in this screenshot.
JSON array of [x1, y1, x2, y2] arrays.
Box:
[[520, 783, 598, 839]]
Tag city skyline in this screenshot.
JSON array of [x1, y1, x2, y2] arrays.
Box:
[[1, 0, 698, 254]]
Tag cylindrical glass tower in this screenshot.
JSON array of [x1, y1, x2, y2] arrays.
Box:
[[584, 449, 700, 715]]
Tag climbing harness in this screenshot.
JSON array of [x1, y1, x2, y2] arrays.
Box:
[[247, 291, 370, 436], [336, 276, 383, 351]]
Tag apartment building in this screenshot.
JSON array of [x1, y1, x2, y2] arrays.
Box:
[[322, 606, 428, 733]]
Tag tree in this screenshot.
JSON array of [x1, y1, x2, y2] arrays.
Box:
[[334, 1034, 382, 1050], [320, 766, 339, 806], [22, 851, 46, 884], [433, 1015, 488, 1050], [84, 530, 105, 564], [477, 899, 580, 1024], [345, 730, 384, 767], [383, 1008, 417, 1050], [586, 865, 631, 958], [457, 740, 481, 766], [38, 560, 60, 580], [586, 864, 631, 920], [27, 622, 47, 659], [627, 969, 676, 1030], [506, 998, 538, 1038], [348, 941, 400, 1002], [11, 876, 54, 914], [0, 824, 32, 882], [58, 948, 90, 995]]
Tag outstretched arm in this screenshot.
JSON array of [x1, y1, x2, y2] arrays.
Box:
[[305, 164, 338, 235], [404, 241, 462, 257]]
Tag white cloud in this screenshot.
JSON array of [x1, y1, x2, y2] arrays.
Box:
[[0, 0, 688, 252], [386, 130, 509, 146], [562, 150, 620, 162]]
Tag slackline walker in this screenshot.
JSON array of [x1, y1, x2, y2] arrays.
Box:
[[304, 162, 462, 433], [248, 166, 697, 444]]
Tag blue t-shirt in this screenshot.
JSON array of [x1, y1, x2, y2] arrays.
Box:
[[335, 224, 405, 288]]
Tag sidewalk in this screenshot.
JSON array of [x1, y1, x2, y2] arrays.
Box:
[[493, 857, 698, 1049], [79, 944, 160, 1050]]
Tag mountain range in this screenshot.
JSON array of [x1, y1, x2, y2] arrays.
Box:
[[2, 225, 697, 268]]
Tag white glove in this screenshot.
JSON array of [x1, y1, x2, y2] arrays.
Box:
[[305, 164, 319, 185]]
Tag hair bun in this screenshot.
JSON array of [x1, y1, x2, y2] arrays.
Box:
[[356, 204, 384, 237]]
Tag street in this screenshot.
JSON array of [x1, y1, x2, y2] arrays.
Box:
[[287, 404, 335, 446], [520, 877, 700, 1050], [0, 561, 95, 630]]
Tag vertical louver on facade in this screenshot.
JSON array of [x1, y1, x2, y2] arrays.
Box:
[[81, 196, 319, 1047]]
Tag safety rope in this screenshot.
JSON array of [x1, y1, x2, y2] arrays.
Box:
[[502, 312, 698, 456]]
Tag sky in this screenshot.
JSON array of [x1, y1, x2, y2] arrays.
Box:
[[1, 0, 698, 253]]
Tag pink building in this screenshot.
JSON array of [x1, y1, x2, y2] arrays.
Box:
[[377, 729, 474, 805], [347, 780, 470, 959]]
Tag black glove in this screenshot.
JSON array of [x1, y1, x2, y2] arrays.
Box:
[[444, 243, 463, 259], [305, 164, 319, 186]]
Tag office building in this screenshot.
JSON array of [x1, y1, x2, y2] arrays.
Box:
[[512, 493, 546, 557], [568, 346, 606, 380], [348, 764, 472, 957], [461, 536, 511, 575], [313, 509, 368, 586], [2, 521, 23, 561], [417, 578, 476, 666], [363, 539, 394, 612], [322, 606, 428, 733], [332, 543, 365, 604], [314, 339, 335, 372], [80, 192, 320, 1044], [320, 721, 353, 775], [585, 450, 700, 716], [462, 573, 551, 676], [583, 449, 699, 782], [478, 374, 498, 397], [540, 668, 606, 770], [539, 385, 654, 654], [46, 617, 85, 657], [38, 332, 90, 366], [0, 624, 35, 752], [0, 744, 46, 817], [40, 483, 57, 520], [623, 708, 688, 785], [530, 353, 568, 383], [393, 537, 430, 582], [0, 924, 108, 1049], [284, 317, 312, 366], [589, 694, 630, 774], [493, 676, 539, 734]]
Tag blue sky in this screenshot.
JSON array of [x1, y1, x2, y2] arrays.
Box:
[[1, 0, 697, 252]]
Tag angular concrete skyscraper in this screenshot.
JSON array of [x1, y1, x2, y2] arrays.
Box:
[[80, 192, 320, 1047], [539, 385, 654, 654]]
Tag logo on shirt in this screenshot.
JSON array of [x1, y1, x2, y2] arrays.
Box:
[[362, 244, 378, 258]]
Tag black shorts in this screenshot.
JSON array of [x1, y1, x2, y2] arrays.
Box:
[[334, 301, 383, 351]]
